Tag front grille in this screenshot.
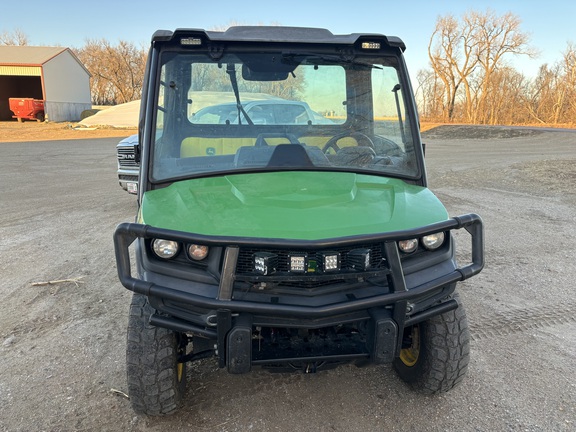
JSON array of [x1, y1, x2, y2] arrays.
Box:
[[117, 147, 138, 167], [119, 174, 138, 181], [236, 243, 385, 288]]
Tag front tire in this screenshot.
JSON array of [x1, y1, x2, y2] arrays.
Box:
[[393, 293, 470, 393], [126, 293, 187, 415]]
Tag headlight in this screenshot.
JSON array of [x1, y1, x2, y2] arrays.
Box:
[[152, 239, 180, 259], [398, 238, 418, 254], [421, 232, 445, 250], [187, 244, 209, 261]]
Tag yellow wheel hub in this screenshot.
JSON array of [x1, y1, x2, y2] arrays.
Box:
[[176, 362, 184, 382], [399, 326, 420, 367]]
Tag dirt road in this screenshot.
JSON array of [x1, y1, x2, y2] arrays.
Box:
[[0, 126, 575, 431]]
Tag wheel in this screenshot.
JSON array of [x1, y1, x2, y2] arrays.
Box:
[[36, 112, 45, 122], [322, 131, 374, 153], [126, 293, 187, 415], [393, 293, 470, 393]]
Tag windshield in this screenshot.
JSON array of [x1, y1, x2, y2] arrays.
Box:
[[151, 50, 419, 182]]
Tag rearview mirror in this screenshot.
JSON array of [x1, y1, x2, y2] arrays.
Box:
[[242, 64, 289, 81]]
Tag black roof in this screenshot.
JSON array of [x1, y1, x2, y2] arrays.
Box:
[[152, 26, 406, 51]]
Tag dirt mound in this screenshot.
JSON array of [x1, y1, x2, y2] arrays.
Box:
[[422, 125, 545, 140], [79, 100, 140, 128]]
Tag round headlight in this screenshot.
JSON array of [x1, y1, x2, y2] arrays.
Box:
[[152, 239, 180, 259], [422, 232, 445, 250], [187, 244, 209, 261], [398, 238, 418, 253]]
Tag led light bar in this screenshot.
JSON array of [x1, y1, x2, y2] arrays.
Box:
[[181, 37, 202, 46], [288, 253, 308, 273], [318, 251, 341, 272], [253, 252, 278, 275], [361, 41, 381, 50], [347, 248, 371, 271]]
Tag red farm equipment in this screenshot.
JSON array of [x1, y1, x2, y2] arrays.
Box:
[[9, 98, 45, 122]]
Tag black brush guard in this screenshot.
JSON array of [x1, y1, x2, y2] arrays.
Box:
[[114, 214, 483, 371]]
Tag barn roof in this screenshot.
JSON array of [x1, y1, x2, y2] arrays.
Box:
[[0, 46, 68, 65], [0, 46, 90, 75]]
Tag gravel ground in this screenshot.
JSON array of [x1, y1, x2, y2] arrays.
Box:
[[0, 125, 575, 431]]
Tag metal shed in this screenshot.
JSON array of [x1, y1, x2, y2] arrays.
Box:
[[0, 46, 91, 122]]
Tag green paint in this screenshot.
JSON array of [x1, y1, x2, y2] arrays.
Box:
[[140, 171, 448, 240]]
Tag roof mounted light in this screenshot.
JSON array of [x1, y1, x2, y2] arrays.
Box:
[[361, 41, 381, 50], [181, 37, 202, 46]]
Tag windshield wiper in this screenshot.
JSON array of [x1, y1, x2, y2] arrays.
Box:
[[226, 64, 254, 125], [392, 84, 406, 144]]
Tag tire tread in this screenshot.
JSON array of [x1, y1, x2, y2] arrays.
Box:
[[126, 294, 185, 415]]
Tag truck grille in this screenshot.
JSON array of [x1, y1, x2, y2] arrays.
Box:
[[117, 147, 138, 167]]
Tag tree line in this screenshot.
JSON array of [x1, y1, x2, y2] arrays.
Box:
[[2, 13, 575, 126], [417, 9, 575, 126]]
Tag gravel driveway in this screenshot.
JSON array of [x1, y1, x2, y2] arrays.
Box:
[[0, 126, 574, 431]]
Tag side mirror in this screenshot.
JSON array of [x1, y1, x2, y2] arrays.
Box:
[[134, 144, 141, 163]]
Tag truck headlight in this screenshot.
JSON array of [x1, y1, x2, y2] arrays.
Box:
[[187, 244, 209, 261], [398, 239, 418, 254], [152, 239, 180, 259], [421, 232, 445, 250]]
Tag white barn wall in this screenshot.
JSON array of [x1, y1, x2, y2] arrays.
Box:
[[42, 50, 91, 121]]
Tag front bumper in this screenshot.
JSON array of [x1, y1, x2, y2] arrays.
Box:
[[114, 214, 483, 369], [117, 167, 139, 194]]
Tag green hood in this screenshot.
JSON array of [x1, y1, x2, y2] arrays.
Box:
[[140, 172, 448, 240]]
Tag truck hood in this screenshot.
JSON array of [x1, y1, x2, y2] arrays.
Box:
[[140, 171, 448, 240]]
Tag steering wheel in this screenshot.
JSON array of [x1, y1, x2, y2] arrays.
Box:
[[322, 131, 375, 154]]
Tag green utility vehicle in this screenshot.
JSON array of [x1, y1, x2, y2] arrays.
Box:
[[114, 26, 484, 415]]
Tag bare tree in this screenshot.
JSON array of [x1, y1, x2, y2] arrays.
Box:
[[527, 64, 558, 124], [525, 43, 575, 125], [427, 10, 534, 124], [0, 28, 29, 46], [428, 15, 464, 121], [415, 69, 445, 120], [470, 10, 536, 124], [555, 43, 576, 124], [483, 67, 528, 124], [189, 54, 304, 100], [76, 39, 147, 105]]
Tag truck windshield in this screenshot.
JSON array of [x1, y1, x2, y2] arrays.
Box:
[[150, 50, 420, 182]]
